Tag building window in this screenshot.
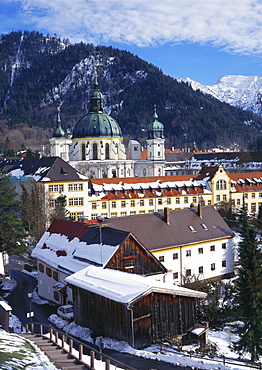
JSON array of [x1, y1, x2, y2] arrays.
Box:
[[252, 193, 255, 198], [167, 198, 171, 205], [46, 267, 52, 277], [184, 197, 188, 204], [121, 201, 126, 208], [140, 199, 144, 207], [216, 195, 220, 202], [159, 256, 164, 262], [222, 242, 226, 249], [199, 266, 203, 274], [210, 245, 215, 251], [208, 200, 211, 205], [93, 143, 98, 160], [38, 263, 44, 273], [223, 195, 227, 201], [232, 199, 235, 206], [139, 210, 145, 214], [130, 211, 136, 215], [222, 260, 226, 267], [102, 202, 107, 209], [216, 180, 227, 190], [158, 198, 162, 205], [53, 271, 58, 281], [198, 247, 203, 254], [193, 197, 197, 203], [176, 197, 180, 204], [173, 272, 178, 279], [173, 253, 178, 259], [121, 212, 127, 216], [68, 183, 83, 191], [149, 199, 153, 206], [54, 291, 59, 302], [244, 193, 248, 199], [211, 263, 216, 271], [69, 198, 83, 206], [81, 143, 86, 160], [251, 203, 256, 212], [111, 201, 116, 208], [105, 143, 110, 159], [49, 184, 64, 192], [186, 250, 191, 257], [49, 199, 56, 208], [92, 202, 97, 210], [111, 212, 117, 217], [125, 259, 134, 269], [237, 199, 241, 205], [260, 193, 262, 198], [77, 212, 84, 220], [91, 214, 97, 220], [186, 269, 191, 276], [131, 200, 135, 207]]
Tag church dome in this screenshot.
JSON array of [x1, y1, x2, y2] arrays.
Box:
[[72, 112, 122, 138], [147, 107, 165, 139], [72, 73, 123, 139]]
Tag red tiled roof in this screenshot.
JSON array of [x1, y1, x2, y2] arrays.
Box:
[[90, 174, 201, 185], [47, 219, 90, 241], [228, 172, 262, 192]]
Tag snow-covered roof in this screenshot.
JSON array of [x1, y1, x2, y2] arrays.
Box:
[[32, 231, 119, 273], [65, 266, 207, 305]]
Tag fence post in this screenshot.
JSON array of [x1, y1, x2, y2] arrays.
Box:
[[90, 350, 95, 369], [40, 325, 43, 336], [223, 356, 225, 365], [30, 323, 34, 334], [55, 331, 58, 344], [49, 328, 53, 341], [105, 358, 110, 370], [69, 339, 73, 355], [25, 324, 29, 333], [79, 344, 83, 361], [61, 335, 65, 348]]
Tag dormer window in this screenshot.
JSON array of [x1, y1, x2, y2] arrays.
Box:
[[188, 225, 196, 232]]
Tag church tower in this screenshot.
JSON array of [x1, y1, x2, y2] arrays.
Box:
[[49, 108, 72, 161], [146, 106, 165, 161], [69, 71, 126, 162]]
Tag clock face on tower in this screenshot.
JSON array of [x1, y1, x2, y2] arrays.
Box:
[[155, 132, 160, 138]]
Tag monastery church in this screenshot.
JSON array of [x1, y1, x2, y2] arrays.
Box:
[[50, 72, 166, 179]]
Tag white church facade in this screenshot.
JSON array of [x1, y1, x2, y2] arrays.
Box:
[[50, 73, 165, 178]]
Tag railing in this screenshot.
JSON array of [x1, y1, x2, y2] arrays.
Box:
[[24, 322, 137, 370], [158, 342, 262, 369]]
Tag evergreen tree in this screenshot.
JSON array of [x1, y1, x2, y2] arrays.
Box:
[[49, 194, 71, 224], [233, 206, 262, 361], [0, 171, 27, 255]]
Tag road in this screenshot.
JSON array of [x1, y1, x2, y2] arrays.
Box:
[[5, 256, 193, 370]]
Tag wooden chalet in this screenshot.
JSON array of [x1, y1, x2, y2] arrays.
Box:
[[66, 266, 206, 349]]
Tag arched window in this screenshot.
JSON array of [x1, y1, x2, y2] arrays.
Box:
[[81, 144, 86, 160], [143, 168, 146, 176], [216, 180, 227, 190], [105, 143, 110, 159], [93, 143, 98, 160]]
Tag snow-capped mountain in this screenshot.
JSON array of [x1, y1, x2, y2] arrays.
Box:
[[178, 75, 262, 115]]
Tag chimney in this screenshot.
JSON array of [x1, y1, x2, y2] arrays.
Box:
[[164, 207, 171, 225], [198, 203, 203, 218]]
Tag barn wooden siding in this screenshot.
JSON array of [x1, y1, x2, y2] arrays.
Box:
[[72, 286, 196, 349], [107, 235, 166, 275]]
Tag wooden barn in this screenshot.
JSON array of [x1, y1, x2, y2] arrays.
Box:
[[66, 266, 206, 349]]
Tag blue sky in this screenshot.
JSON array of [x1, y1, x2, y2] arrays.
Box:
[[1, 0, 262, 85]]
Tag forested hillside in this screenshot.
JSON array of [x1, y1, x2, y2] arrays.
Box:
[[1, 30, 262, 151]]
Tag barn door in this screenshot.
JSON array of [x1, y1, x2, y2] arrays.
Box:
[[133, 313, 151, 349]]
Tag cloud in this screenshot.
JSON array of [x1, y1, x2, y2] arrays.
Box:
[[4, 0, 262, 55]]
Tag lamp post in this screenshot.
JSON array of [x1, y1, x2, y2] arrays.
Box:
[[27, 292, 33, 322]]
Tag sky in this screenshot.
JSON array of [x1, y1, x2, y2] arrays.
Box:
[[1, 0, 262, 85]]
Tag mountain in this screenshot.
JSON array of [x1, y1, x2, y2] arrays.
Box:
[[1, 31, 262, 152], [178, 75, 262, 116]]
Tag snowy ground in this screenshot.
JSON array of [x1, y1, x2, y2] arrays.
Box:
[[1, 271, 258, 370]]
